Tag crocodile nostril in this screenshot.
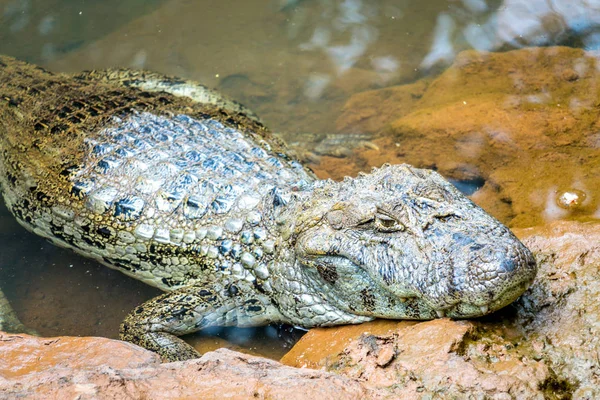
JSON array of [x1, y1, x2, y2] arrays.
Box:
[[500, 257, 517, 273], [470, 243, 484, 251]]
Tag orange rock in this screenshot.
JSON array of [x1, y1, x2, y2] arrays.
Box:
[[282, 318, 549, 398], [0, 332, 158, 379], [335, 79, 431, 136], [0, 333, 368, 399], [280, 320, 417, 369]]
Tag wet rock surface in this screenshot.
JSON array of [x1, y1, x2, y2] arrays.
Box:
[[283, 320, 551, 399], [0, 333, 367, 400], [2, 221, 599, 398], [329, 46, 600, 228], [513, 222, 600, 399]]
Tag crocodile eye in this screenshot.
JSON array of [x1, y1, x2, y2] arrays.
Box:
[[374, 212, 404, 233], [358, 212, 404, 233], [427, 188, 448, 202], [416, 185, 447, 203]]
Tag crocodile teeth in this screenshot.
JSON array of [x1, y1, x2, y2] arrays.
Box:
[[436, 310, 445, 318], [479, 305, 489, 315]]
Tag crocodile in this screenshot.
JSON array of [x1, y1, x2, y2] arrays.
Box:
[[0, 56, 536, 362]]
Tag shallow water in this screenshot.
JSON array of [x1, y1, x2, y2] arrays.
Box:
[[1, 0, 600, 358]]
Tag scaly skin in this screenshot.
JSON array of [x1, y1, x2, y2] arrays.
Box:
[[0, 56, 536, 362]]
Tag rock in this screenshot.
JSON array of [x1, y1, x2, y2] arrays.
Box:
[[513, 221, 600, 399], [282, 319, 549, 399], [281, 320, 418, 369], [0, 332, 368, 399], [0, 332, 159, 376], [281, 221, 600, 399], [331, 46, 600, 227], [311, 78, 430, 180], [335, 79, 431, 136]]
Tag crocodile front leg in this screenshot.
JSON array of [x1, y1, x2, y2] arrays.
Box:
[[120, 282, 282, 362]]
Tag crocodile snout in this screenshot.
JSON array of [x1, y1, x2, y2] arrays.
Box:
[[442, 234, 537, 318]]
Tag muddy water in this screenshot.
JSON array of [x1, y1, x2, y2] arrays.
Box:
[[1, 0, 600, 358]]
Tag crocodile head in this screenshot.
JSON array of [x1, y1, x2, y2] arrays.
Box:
[[289, 164, 536, 320]]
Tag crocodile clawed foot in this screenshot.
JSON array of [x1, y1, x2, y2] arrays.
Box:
[[120, 322, 202, 362]]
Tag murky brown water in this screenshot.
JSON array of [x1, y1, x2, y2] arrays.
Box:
[[1, 0, 600, 359]]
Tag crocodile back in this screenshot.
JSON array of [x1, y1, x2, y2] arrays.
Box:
[[0, 56, 314, 290]]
